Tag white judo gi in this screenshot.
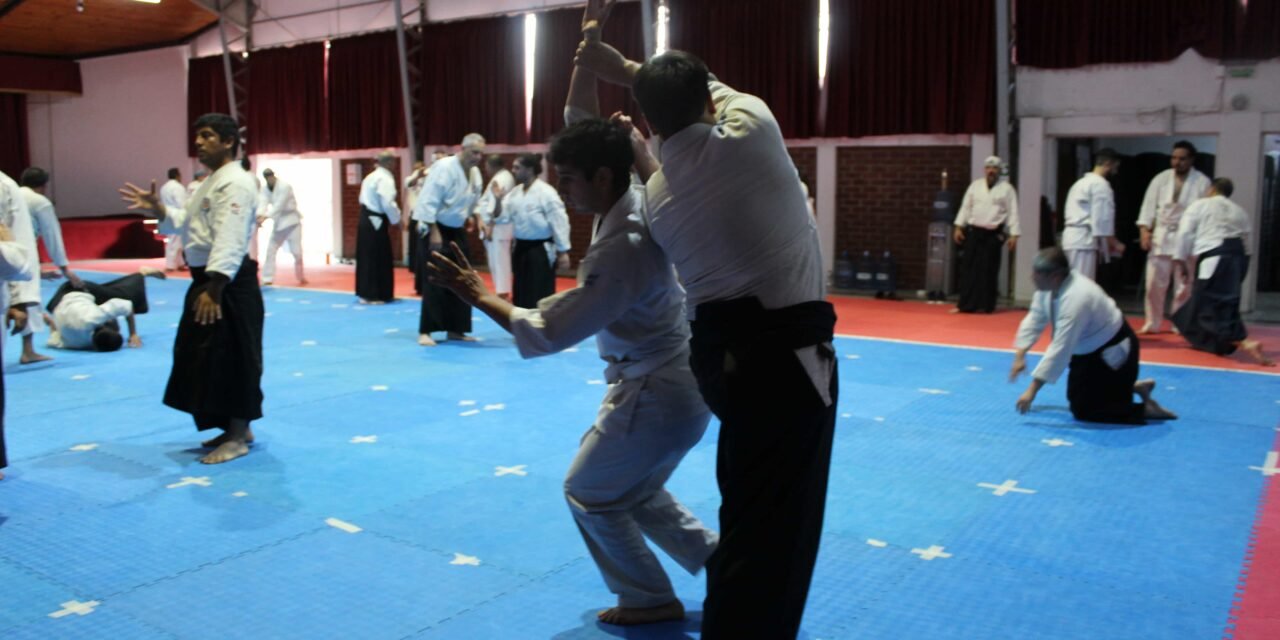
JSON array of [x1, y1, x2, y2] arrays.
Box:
[[1136, 168, 1210, 330], [509, 186, 718, 608]]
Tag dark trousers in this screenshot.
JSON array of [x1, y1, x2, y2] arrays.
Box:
[[956, 226, 1004, 313], [48, 273, 149, 315], [1172, 238, 1249, 356], [1067, 322, 1145, 425], [419, 223, 472, 335], [691, 298, 838, 639], [163, 259, 265, 430], [1, 361, 7, 469], [355, 207, 394, 302], [512, 238, 555, 309]]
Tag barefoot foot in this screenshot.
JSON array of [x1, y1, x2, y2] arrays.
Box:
[[201, 427, 256, 448], [1240, 339, 1275, 367], [1133, 378, 1156, 401], [139, 267, 167, 279], [446, 332, 478, 342], [20, 352, 53, 365], [418, 333, 438, 347], [597, 600, 685, 626], [1144, 398, 1178, 420], [201, 440, 250, 464]]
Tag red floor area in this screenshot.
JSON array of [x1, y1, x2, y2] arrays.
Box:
[[75, 257, 1280, 374], [1230, 431, 1280, 640]]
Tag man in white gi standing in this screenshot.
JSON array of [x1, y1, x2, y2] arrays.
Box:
[[257, 168, 306, 287], [1136, 140, 1211, 334], [1063, 148, 1125, 281]]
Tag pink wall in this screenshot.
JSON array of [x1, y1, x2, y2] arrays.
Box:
[[26, 46, 190, 219]]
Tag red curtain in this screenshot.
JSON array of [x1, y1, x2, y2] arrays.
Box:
[[247, 43, 327, 154], [420, 16, 527, 147], [0, 55, 81, 94], [186, 55, 244, 156], [0, 93, 29, 180], [667, 0, 819, 139], [825, 0, 993, 137], [1015, 0, 1235, 68], [328, 32, 407, 151], [1238, 0, 1280, 60], [528, 3, 645, 143]]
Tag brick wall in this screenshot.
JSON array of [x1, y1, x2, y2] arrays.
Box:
[[788, 146, 817, 197], [835, 146, 969, 290]]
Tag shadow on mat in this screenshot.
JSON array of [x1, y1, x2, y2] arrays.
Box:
[[551, 607, 701, 639]]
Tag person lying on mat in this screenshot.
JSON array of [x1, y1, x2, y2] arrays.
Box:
[[44, 267, 166, 351], [1010, 246, 1176, 424]]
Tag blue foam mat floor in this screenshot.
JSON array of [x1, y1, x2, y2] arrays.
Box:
[[1, 271, 1277, 639]]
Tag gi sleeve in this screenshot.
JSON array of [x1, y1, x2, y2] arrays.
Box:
[[954, 182, 976, 228], [412, 170, 446, 225], [510, 255, 634, 358], [1090, 181, 1115, 238], [1137, 174, 1160, 230], [545, 189, 572, 253], [1014, 291, 1050, 352], [30, 199, 69, 267], [1031, 304, 1084, 384], [1003, 185, 1021, 236], [205, 180, 257, 278]]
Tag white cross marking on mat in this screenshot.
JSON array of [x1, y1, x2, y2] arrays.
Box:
[[587, 380, 605, 385], [460, 409, 480, 417], [69, 443, 99, 451], [293, 372, 304, 377], [48, 600, 100, 618], [873, 417, 885, 422], [71, 374, 91, 381], [385, 328, 399, 333], [846, 354, 860, 360], [918, 388, 950, 395], [1041, 438, 1074, 447], [371, 385, 389, 391], [911, 545, 952, 561], [564, 347, 579, 353], [966, 366, 983, 371], [866, 539, 888, 548], [1249, 452, 1279, 477], [451, 553, 481, 566], [301, 340, 317, 346], [350, 435, 378, 444], [978, 480, 1036, 496], [166, 476, 212, 489], [232, 492, 248, 497], [484, 404, 505, 411], [495, 465, 527, 477], [459, 400, 476, 406]]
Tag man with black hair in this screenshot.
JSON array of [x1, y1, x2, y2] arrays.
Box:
[[160, 167, 188, 271], [474, 155, 516, 302], [575, 3, 836, 636], [257, 168, 307, 286], [1012, 246, 1177, 422], [16, 167, 80, 364], [45, 267, 167, 351], [1171, 178, 1273, 365], [1136, 140, 1211, 334], [1063, 148, 1125, 281], [119, 112, 264, 465], [429, 33, 715, 624], [357, 150, 402, 304], [501, 153, 571, 309], [412, 135, 486, 345]]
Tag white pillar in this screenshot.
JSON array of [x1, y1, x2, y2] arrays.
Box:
[[817, 143, 838, 284], [1015, 117, 1046, 303], [1217, 111, 1264, 311]]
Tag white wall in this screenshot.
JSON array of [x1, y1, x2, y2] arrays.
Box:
[[1014, 49, 1280, 309], [26, 46, 189, 219], [248, 157, 335, 267]]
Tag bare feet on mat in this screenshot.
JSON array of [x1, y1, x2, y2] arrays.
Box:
[[20, 352, 52, 365], [1143, 398, 1178, 420], [446, 332, 478, 342], [949, 307, 963, 314], [298, 279, 309, 286], [138, 267, 166, 279], [0, 471, 5, 481], [418, 333, 438, 347], [201, 427, 256, 448], [1136, 325, 1155, 335], [597, 600, 684, 626], [358, 298, 386, 305], [1239, 339, 1275, 366], [201, 440, 249, 464], [1133, 378, 1156, 401]]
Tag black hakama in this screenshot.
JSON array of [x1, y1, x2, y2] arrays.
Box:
[[691, 297, 838, 639], [419, 222, 472, 335], [512, 237, 555, 309], [163, 258, 264, 431], [1172, 238, 1249, 356], [355, 206, 395, 302], [47, 273, 150, 315], [1066, 322, 1145, 424], [955, 226, 1004, 313]]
